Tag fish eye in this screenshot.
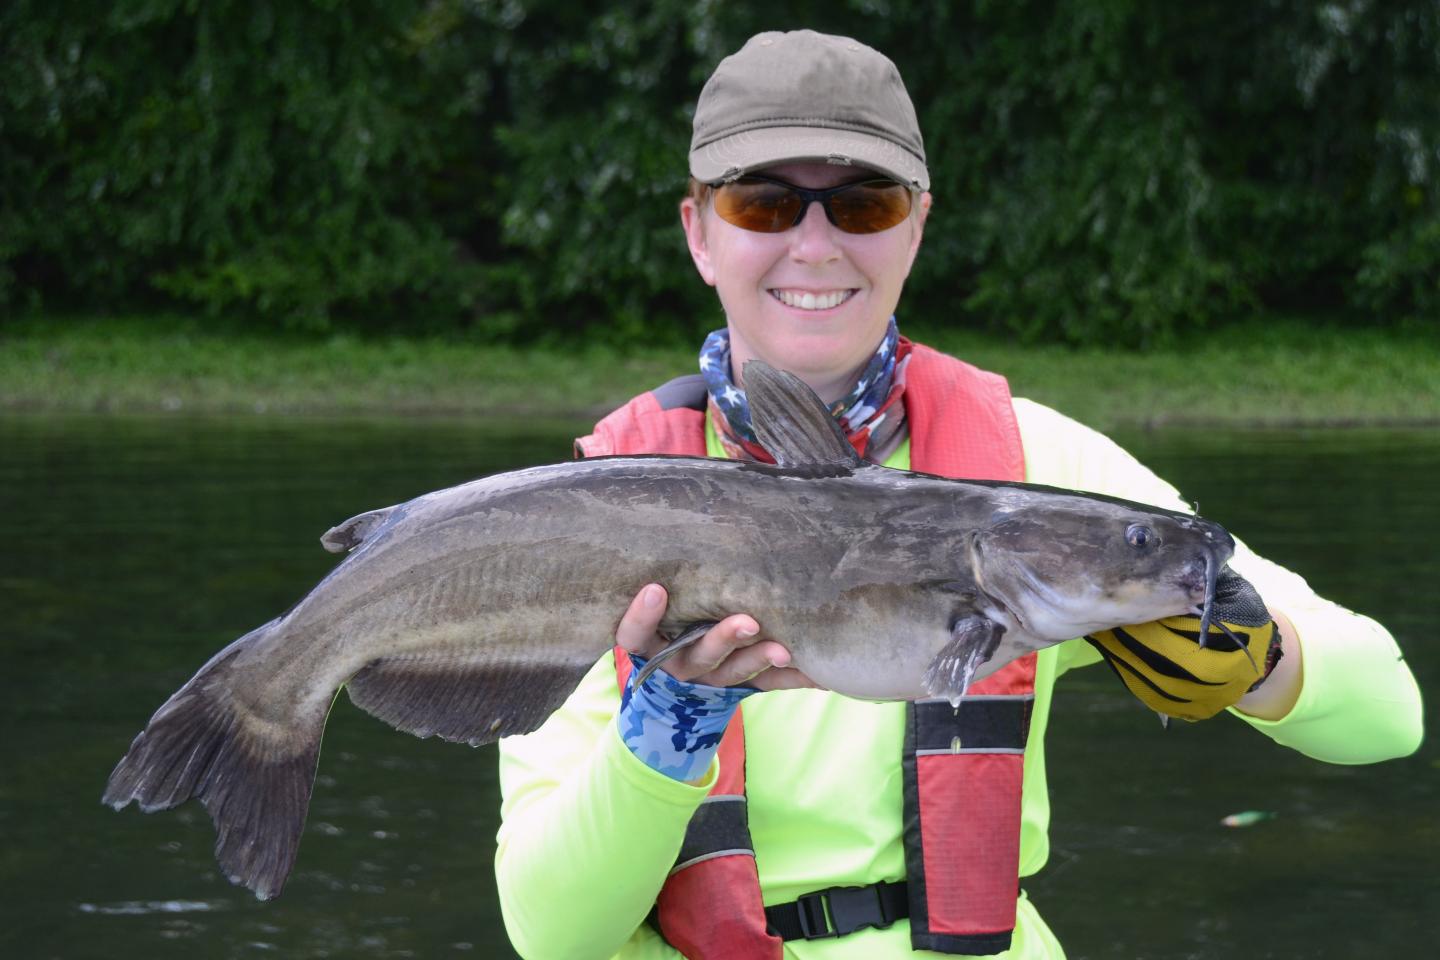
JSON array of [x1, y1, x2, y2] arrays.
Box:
[[1125, 523, 1155, 548]]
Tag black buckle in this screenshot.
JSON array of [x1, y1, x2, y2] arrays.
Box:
[[795, 882, 897, 939]]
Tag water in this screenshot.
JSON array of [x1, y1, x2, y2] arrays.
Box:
[[1, 416, 1435, 959], [1030, 427, 1440, 957]]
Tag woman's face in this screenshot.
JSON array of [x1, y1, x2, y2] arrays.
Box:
[[680, 162, 931, 402]]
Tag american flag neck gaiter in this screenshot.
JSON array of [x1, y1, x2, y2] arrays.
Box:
[[698, 317, 912, 464]]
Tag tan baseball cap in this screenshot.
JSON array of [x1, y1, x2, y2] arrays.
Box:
[[689, 30, 929, 190]]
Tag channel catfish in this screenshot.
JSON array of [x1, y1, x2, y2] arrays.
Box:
[[104, 362, 1234, 900]]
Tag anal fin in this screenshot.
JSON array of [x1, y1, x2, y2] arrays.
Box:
[[346, 654, 590, 746], [923, 616, 1005, 707]]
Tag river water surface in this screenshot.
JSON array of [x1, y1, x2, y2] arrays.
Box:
[[2, 415, 1436, 958]]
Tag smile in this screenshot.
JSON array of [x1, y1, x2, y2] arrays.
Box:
[[769, 289, 856, 311]]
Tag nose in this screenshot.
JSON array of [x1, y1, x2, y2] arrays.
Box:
[[1177, 514, 1236, 564], [1199, 518, 1235, 562], [787, 199, 842, 265]]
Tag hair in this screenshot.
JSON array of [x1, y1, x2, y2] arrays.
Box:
[[686, 176, 713, 209]]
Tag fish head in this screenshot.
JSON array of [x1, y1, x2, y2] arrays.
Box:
[[969, 491, 1235, 642]]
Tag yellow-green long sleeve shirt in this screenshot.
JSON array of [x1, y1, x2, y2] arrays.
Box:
[[495, 397, 1423, 959]]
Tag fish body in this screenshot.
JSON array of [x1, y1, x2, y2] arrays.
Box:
[[104, 363, 1234, 900]]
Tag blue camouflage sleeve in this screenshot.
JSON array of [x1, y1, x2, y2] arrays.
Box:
[[618, 656, 757, 782]]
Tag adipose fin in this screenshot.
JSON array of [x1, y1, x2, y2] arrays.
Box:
[[320, 506, 398, 554]]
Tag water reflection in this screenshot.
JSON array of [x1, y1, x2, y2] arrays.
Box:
[[1, 416, 1434, 958], [76, 900, 223, 915]]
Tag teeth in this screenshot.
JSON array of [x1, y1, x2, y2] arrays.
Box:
[[773, 289, 852, 310]]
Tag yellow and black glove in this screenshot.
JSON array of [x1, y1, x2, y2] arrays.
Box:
[[1085, 569, 1284, 721]]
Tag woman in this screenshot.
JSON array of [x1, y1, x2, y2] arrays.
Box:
[[495, 30, 1422, 959]]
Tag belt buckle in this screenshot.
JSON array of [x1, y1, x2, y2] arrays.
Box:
[[796, 883, 892, 939]]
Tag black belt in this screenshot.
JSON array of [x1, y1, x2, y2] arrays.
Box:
[[764, 880, 908, 941]]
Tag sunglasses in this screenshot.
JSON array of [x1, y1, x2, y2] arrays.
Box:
[[711, 175, 915, 235]]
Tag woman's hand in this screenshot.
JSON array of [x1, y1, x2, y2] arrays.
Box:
[[614, 583, 820, 691], [1084, 569, 1289, 721]]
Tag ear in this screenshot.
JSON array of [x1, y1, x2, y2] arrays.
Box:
[[680, 197, 717, 286], [903, 191, 932, 275]]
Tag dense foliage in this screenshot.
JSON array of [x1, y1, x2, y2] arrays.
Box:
[[3, 0, 1436, 344]]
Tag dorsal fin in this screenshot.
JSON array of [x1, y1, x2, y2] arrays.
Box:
[[320, 506, 396, 553], [742, 361, 864, 472]]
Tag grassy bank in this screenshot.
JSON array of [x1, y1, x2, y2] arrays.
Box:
[[2, 315, 1437, 429]]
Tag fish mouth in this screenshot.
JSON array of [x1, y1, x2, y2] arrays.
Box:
[[1177, 547, 1256, 667], [1176, 552, 1212, 602], [1176, 549, 1222, 641], [1197, 549, 1219, 641], [1172, 515, 1234, 641]]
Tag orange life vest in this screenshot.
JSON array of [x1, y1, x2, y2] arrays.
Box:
[[577, 341, 1034, 957]]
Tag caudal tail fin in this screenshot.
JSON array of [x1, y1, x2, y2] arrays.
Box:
[[102, 620, 323, 900]]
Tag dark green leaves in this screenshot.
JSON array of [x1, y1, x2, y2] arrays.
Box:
[[3, 1, 1436, 342]]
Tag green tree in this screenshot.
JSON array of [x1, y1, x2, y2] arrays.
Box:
[[3, 0, 1435, 342]]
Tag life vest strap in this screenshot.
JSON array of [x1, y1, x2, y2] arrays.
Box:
[[903, 689, 1034, 955], [764, 879, 909, 941], [671, 795, 752, 873]]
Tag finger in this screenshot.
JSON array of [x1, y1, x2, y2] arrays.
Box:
[[674, 614, 762, 680], [614, 583, 667, 657], [694, 636, 787, 687]]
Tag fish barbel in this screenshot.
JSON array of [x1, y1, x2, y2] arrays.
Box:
[[104, 362, 1234, 899]]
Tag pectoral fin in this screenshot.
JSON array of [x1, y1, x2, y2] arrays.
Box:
[[632, 621, 719, 688], [923, 616, 1005, 707]]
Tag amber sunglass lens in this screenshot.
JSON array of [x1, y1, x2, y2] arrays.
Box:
[[829, 182, 913, 234], [714, 181, 802, 233]]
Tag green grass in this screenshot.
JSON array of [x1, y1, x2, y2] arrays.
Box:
[[2, 314, 1437, 430]]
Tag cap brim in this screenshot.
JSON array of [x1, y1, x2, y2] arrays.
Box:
[[690, 126, 929, 190]]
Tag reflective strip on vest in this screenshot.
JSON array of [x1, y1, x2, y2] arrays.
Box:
[[589, 342, 1029, 957]]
